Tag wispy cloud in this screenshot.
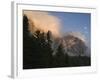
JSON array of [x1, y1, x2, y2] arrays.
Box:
[[23, 10, 61, 37]]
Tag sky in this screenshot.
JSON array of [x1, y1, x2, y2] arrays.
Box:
[[49, 11, 91, 46], [24, 10, 91, 46]]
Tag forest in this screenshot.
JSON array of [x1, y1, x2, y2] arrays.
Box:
[[23, 15, 91, 69]]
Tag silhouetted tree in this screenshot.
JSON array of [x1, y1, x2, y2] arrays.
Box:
[[23, 15, 37, 68], [54, 44, 65, 67], [42, 31, 53, 67]]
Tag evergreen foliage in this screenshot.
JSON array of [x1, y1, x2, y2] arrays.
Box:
[[23, 15, 91, 69]]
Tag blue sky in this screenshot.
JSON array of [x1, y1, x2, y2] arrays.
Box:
[[49, 11, 91, 45]]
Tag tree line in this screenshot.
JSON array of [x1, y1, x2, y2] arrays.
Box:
[[23, 15, 90, 69]]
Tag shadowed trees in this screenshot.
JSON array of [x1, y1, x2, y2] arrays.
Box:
[[53, 44, 65, 67], [23, 15, 53, 69], [23, 15, 90, 69]]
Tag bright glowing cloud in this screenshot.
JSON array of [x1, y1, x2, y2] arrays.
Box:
[[23, 11, 61, 37]]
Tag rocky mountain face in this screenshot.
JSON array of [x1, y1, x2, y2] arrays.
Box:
[[23, 15, 91, 69], [52, 34, 88, 56]]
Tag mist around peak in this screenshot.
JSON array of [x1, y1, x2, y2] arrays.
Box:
[[23, 11, 91, 69]]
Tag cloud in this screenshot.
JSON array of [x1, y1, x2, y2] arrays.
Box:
[[23, 10, 61, 37], [66, 32, 86, 42]]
